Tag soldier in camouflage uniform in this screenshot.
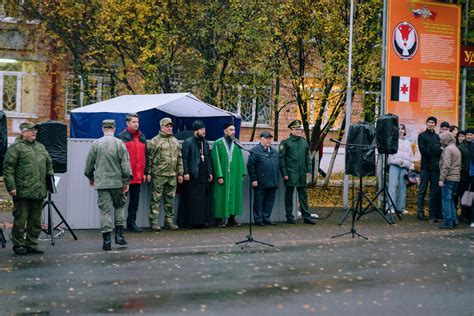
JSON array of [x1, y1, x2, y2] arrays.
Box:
[[146, 117, 183, 231], [3, 122, 54, 255], [84, 120, 132, 251]]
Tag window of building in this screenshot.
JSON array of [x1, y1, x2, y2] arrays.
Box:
[[65, 68, 114, 116], [0, 0, 39, 23], [0, 0, 21, 20], [221, 85, 272, 126], [0, 59, 38, 116]]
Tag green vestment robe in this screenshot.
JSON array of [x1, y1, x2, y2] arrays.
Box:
[[211, 137, 246, 218]]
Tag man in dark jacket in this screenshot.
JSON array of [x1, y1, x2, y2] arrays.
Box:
[[117, 113, 148, 232], [247, 131, 279, 226], [417, 116, 443, 221], [177, 120, 213, 228], [3, 122, 54, 255], [279, 120, 316, 225]]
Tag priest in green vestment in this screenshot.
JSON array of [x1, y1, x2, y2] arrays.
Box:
[[211, 123, 246, 227]]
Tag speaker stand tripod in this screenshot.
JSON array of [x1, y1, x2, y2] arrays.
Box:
[[42, 192, 78, 245], [334, 175, 392, 239], [358, 154, 401, 223]]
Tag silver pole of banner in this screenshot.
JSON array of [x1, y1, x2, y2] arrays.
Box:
[[377, 0, 389, 204], [380, 0, 388, 116], [343, 0, 355, 209], [460, 0, 469, 130]]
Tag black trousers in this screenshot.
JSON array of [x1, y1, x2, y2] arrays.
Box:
[[126, 183, 141, 227], [417, 170, 442, 220]]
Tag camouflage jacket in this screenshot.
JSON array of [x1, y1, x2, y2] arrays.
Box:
[[84, 135, 132, 189], [146, 132, 183, 177], [3, 138, 54, 200]]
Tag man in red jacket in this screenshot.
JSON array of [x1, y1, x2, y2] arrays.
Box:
[[118, 113, 150, 232]]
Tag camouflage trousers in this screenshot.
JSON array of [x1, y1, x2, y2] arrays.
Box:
[[97, 188, 127, 233], [11, 198, 43, 251], [149, 176, 176, 225]]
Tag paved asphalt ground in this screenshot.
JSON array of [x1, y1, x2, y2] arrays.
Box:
[[0, 208, 473, 315]]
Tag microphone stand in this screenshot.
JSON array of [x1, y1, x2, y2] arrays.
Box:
[[233, 140, 274, 248]]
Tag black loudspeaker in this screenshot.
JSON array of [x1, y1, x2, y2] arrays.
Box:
[[0, 111, 7, 176], [36, 121, 67, 174], [345, 122, 376, 177], [376, 114, 399, 154]]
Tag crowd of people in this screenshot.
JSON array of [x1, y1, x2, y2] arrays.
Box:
[[4, 114, 473, 254], [388, 116, 474, 230]]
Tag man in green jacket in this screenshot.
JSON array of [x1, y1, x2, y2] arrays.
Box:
[[279, 120, 316, 225], [84, 120, 132, 250], [3, 122, 54, 255]]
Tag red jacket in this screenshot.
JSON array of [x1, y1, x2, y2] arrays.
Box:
[[117, 128, 147, 184]]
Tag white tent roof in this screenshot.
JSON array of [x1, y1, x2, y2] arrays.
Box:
[[71, 93, 239, 118]]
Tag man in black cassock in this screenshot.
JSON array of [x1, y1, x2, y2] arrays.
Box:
[[177, 120, 213, 228]]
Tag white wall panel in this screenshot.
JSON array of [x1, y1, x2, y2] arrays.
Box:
[[59, 139, 344, 229]]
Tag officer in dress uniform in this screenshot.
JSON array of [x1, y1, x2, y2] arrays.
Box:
[[279, 120, 316, 225]]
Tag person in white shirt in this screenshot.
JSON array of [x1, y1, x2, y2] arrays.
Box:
[[387, 124, 414, 214]]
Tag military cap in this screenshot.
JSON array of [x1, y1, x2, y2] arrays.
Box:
[[288, 119, 302, 129], [160, 117, 173, 126], [102, 119, 115, 129], [192, 120, 206, 130], [20, 121, 36, 131], [260, 131, 273, 138]]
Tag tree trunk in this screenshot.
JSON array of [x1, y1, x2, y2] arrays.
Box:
[[249, 96, 260, 141], [322, 117, 346, 189], [273, 74, 281, 141]]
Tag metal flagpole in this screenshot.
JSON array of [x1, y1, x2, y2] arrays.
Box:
[[380, 0, 388, 116], [460, 0, 469, 130], [376, 0, 389, 204], [343, 0, 355, 209]]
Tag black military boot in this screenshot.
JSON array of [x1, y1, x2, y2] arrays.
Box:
[[102, 232, 112, 251], [115, 226, 128, 245]]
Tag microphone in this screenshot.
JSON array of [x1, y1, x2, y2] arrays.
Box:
[[233, 139, 243, 148], [329, 138, 342, 144]]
